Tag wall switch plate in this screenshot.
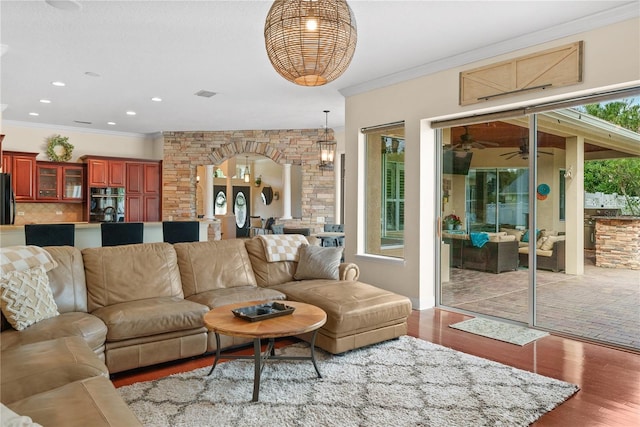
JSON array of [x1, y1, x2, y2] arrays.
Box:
[[56, 211, 63, 215], [317, 216, 325, 223], [17, 211, 24, 216]]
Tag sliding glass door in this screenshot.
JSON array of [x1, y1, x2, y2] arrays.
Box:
[[438, 96, 640, 350], [440, 122, 530, 323]]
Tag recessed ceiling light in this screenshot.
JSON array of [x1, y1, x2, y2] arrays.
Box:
[[45, 1, 81, 11], [51, 81, 66, 87], [29, 112, 39, 116], [151, 97, 162, 102], [84, 71, 101, 77], [126, 111, 136, 116], [195, 90, 217, 98], [40, 99, 51, 104], [107, 122, 116, 126]]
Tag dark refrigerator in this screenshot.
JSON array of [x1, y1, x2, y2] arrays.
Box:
[[1, 173, 16, 225]]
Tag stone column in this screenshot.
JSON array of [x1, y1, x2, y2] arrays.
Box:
[[282, 163, 292, 219]]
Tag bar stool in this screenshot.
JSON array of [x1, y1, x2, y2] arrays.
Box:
[[24, 224, 75, 247], [162, 221, 200, 244], [101, 222, 144, 247]]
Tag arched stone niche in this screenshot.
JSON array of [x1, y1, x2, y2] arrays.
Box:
[[162, 129, 335, 231]]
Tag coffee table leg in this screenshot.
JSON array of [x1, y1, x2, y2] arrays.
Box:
[[252, 338, 261, 402], [207, 332, 222, 376], [310, 329, 322, 378]]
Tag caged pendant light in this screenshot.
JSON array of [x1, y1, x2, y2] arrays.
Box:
[[244, 156, 251, 183], [264, 0, 357, 87], [318, 110, 336, 170]]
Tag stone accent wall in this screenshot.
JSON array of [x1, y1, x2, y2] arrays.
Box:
[[162, 129, 335, 233], [595, 218, 640, 270]]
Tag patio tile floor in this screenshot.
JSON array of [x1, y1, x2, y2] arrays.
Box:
[[442, 258, 640, 350]]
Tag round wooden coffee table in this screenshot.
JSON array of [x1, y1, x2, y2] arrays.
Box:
[[203, 300, 327, 402]]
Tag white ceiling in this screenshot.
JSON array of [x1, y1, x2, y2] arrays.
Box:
[[1, 1, 637, 135]]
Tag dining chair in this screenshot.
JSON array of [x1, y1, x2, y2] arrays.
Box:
[[101, 222, 144, 247], [24, 223, 75, 247], [162, 221, 200, 244]]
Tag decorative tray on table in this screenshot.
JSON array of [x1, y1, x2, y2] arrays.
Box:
[[232, 302, 296, 322]]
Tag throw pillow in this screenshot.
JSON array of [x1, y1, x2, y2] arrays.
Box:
[[501, 228, 525, 242], [522, 229, 540, 243], [293, 244, 343, 281], [541, 235, 565, 251], [536, 236, 548, 249], [0, 265, 59, 331], [0, 404, 43, 427]]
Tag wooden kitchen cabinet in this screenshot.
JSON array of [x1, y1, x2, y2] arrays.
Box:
[[85, 157, 125, 187], [36, 162, 85, 202], [2, 151, 37, 200], [125, 161, 161, 222]]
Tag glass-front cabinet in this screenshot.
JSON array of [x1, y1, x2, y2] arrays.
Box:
[[36, 163, 84, 202]]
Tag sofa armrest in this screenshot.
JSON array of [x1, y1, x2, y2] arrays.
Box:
[[339, 262, 359, 281]]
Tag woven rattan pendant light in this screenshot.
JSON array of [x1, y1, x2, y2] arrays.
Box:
[[264, 0, 357, 86]]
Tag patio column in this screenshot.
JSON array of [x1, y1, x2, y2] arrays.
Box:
[[565, 136, 584, 275]]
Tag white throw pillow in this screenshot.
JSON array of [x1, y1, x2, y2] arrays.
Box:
[[294, 245, 343, 280], [0, 265, 59, 331], [0, 404, 43, 427]]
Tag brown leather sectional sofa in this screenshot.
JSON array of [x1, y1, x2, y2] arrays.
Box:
[[1, 238, 412, 426]]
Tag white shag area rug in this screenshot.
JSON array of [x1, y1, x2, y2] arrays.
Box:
[[449, 318, 549, 346], [118, 336, 578, 427]]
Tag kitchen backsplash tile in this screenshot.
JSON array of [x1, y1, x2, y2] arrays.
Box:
[[14, 203, 84, 225]]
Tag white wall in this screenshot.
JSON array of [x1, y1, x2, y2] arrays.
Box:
[[345, 18, 640, 309], [1, 121, 161, 161]]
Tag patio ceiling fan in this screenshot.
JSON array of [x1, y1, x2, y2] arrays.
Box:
[[500, 140, 553, 160], [446, 126, 499, 151]]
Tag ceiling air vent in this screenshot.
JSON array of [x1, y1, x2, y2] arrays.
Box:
[[195, 90, 217, 98], [74, 120, 92, 125]]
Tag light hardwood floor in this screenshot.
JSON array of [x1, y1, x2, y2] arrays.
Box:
[[112, 308, 640, 426]]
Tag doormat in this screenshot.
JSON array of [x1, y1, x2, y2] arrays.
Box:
[[450, 317, 549, 346]]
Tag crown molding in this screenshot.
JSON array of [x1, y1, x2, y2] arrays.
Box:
[[340, 2, 640, 98], [2, 120, 150, 138]]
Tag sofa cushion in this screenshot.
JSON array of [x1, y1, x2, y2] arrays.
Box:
[[187, 286, 286, 309], [0, 336, 108, 404], [0, 266, 59, 331], [91, 296, 208, 341], [43, 246, 88, 313], [272, 280, 412, 337], [293, 245, 343, 280], [7, 376, 142, 427], [82, 243, 183, 311], [174, 240, 257, 298], [0, 312, 107, 354], [518, 247, 554, 257]]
